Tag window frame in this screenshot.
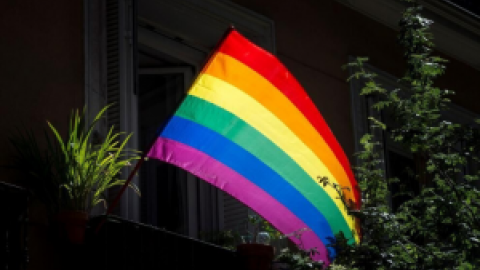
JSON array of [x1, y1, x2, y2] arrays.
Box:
[[84, 0, 276, 234]]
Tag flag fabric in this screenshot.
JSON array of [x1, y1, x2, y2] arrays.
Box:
[[147, 28, 360, 264]]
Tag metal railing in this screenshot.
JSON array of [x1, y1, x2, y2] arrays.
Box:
[[85, 215, 239, 270]]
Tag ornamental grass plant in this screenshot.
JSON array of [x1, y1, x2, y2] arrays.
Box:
[[9, 105, 141, 216]]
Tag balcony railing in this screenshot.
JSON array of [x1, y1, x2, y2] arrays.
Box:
[[0, 181, 238, 270], [61, 215, 240, 270]]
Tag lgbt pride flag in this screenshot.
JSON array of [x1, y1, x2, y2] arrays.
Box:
[[146, 28, 360, 263]]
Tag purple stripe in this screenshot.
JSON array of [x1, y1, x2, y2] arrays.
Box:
[[148, 137, 328, 263]]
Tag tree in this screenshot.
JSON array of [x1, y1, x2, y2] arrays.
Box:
[[328, 1, 480, 269]]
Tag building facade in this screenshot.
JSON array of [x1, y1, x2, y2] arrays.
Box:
[[1, 0, 479, 268]]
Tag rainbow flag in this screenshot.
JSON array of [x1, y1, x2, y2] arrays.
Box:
[[147, 28, 360, 263]]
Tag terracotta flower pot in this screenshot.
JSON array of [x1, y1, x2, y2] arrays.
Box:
[[54, 210, 89, 244], [237, 243, 275, 270]]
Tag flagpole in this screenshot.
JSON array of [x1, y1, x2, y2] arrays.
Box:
[[94, 25, 236, 234], [94, 148, 149, 234]]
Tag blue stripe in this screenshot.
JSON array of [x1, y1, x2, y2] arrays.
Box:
[[160, 116, 337, 257]]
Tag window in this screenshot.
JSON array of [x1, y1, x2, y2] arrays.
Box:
[[85, 0, 275, 238], [349, 61, 479, 210]]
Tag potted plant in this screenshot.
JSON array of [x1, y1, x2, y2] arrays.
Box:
[[236, 214, 280, 270], [8, 105, 141, 244]]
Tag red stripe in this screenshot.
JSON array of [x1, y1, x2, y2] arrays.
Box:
[[218, 30, 360, 206]]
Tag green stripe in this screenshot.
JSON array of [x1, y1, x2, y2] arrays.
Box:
[[176, 95, 354, 239]]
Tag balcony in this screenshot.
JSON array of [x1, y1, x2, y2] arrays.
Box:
[[0, 181, 239, 270], [83, 215, 239, 270]]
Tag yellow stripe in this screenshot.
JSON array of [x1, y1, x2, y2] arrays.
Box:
[[204, 53, 357, 205], [189, 74, 358, 239]]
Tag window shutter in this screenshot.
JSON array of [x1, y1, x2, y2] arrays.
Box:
[[104, 0, 138, 219], [222, 192, 249, 237], [106, 0, 121, 135], [105, 0, 122, 216]]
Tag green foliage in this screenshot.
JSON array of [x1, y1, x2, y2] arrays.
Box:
[[9, 105, 141, 214], [275, 228, 325, 270], [245, 213, 283, 244], [199, 229, 242, 250], [327, 264, 355, 270], [276, 247, 324, 270], [333, 1, 480, 269], [8, 128, 63, 215]]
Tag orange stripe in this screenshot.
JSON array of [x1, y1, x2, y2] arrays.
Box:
[[204, 52, 357, 204]]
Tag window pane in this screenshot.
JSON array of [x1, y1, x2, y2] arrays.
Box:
[[139, 72, 188, 234]]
